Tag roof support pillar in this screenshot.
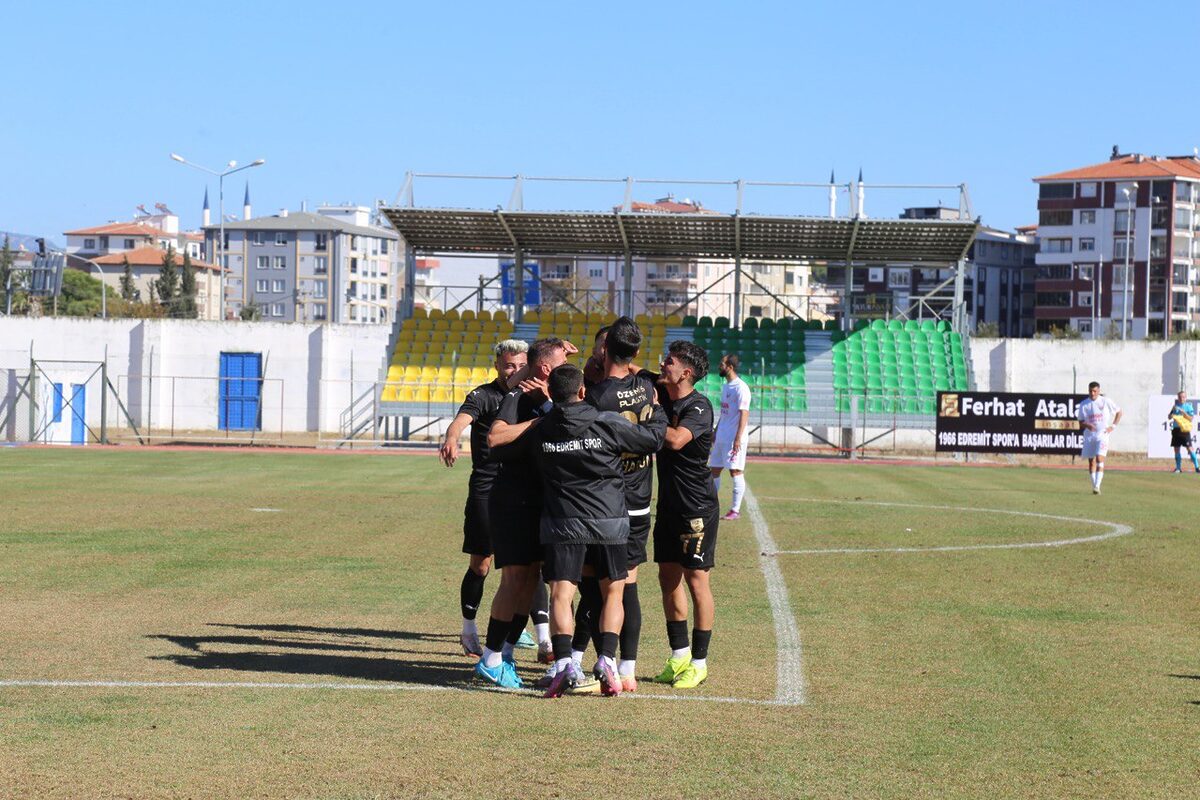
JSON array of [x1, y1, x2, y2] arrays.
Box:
[[402, 244, 416, 321], [623, 252, 633, 317], [732, 213, 743, 329], [952, 258, 967, 334], [513, 249, 525, 324]]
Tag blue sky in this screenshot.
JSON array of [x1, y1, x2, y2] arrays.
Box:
[[4, 1, 1199, 241]]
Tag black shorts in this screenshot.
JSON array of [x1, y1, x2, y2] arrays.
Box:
[[1171, 428, 1193, 449], [543, 542, 628, 583], [653, 507, 719, 570], [626, 514, 651, 568], [488, 501, 542, 569], [461, 494, 492, 556]]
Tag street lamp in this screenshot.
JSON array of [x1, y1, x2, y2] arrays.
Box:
[[169, 153, 265, 320], [1121, 182, 1138, 340]]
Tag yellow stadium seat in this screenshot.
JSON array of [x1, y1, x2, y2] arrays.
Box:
[[493, 310, 508, 323], [414, 386, 431, 402], [448, 320, 465, 332], [526, 310, 541, 324], [475, 309, 491, 322], [429, 309, 444, 321], [464, 321, 482, 333], [665, 314, 683, 326], [443, 309, 460, 322], [460, 309, 475, 322], [471, 367, 489, 381], [415, 319, 433, 331], [411, 308, 428, 320], [397, 386, 415, 401], [403, 366, 421, 379], [432, 387, 451, 403]]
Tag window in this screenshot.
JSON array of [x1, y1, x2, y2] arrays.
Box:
[[1114, 210, 1132, 233], [312, 304, 327, 321], [1113, 239, 1129, 259], [351, 236, 359, 251], [350, 306, 358, 321], [589, 267, 603, 278], [1078, 182, 1098, 198], [370, 239, 379, 256], [1115, 181, 1138, 201], [1037, 264, 1072, 279], [223, 231, 231, 248], [868, 267, 884, 283], [1077, 264, 1094, 281], [350, 258, 357, 274], [380, 285, 387, 300], [1078, 292, 1093, 308], [1151, 236, 1167, 259], [273, 256, 286, 270], [1036, 292, 1071, 307], [381, 239, 389, 255], [1078, 237, 1095, 252], [1175, 208, 1193, 229], [1153, 206, 1169, 227], [313, 256, 328, 274], [1079, 210, 1097, 225], [1177, 182, 1195, 202], [256, 255, 269, 270], [314, 232, 328, 252], [275, 232, 286, 246], [1078, 319, 1092, 334], [748, 305, 765, 318], [83, 238, 96, 249], [1044, 238, 1072, 253], [252, 232, 264, 245], [1039, 209, 1072, 226], [312, 282, 326, 299], [255, 279, 268, 292], [1039, 183, 1074, 200], [349, 280, 357, 297], [381, 309, 388, 323], [272, 280, 285, 293], [270, 303, 285, 317], [1174, 238, 1191, 258], [888, 270, 910, 288], [123, 238, 135, 249]]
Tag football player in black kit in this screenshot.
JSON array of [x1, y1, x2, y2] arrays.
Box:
[[438, 339, 529, 657], [652, 340, 718, 689]]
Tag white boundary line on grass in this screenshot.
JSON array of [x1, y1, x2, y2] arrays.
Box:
[[754, 497, 1133, 555], [744, 487, 808, 706], [0, 679, 792, 706]]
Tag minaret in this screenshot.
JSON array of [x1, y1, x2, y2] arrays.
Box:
[[828, 170, 837, 218], [856, 168, 866, 218], [243, 183, 252, 220], [202, 187, 211, 227]]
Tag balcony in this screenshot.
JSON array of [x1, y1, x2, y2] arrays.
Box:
[[646, 270, 696, 285]]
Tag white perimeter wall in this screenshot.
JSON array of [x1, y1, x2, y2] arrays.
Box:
[[0, 317, 388, 435], [4, 317, 1198, 452]]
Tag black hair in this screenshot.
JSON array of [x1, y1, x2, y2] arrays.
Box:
[[548, 363, 584, 402], [1088, 381, 1100, 391], [594, 325, 611, 342], [529, 337, 565, 368], [668, 340, 709, 383], [723, 353, 740, 371], [604, 316, 642, 365]]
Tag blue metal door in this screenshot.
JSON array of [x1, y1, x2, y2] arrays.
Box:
[[219, 352, 262, 431], [70, 383, 86, 445]]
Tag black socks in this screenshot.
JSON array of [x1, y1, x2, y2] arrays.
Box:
[[619, 582, 641, 659], [460, 569, 486, 620]]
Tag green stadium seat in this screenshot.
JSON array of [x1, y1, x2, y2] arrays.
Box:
[[697, 316, 713, 328], [682, 315, 697, 327], [714, 316, 730, 328], [776, 317, 792, 330], [743, 317, 758, 330]]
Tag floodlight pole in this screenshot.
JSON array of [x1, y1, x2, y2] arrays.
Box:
[[1121, 184, 1137, 339], [170, 153, 265, 320]]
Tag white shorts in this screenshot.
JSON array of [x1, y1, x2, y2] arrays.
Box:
[[1081, 435, 1109, 459], [708, 437, 748, 471]]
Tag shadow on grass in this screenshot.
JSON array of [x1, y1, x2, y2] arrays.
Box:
[[1168, 674, 1200, 681], [147, 623, 479, 689], [207, 623, 455, 642]]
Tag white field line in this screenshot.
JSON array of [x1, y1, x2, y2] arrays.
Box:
[[249, 508, 282, 513], [0, 678, 794, 706], [744, 487, 807, 706], [754, 496, 1133, 555]]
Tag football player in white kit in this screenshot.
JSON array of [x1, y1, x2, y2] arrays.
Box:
[[1075, 381, 1123, 494], [708, 353, 752, 520]]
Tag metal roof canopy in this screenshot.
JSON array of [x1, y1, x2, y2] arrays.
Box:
[[381, 207, 977, 263]]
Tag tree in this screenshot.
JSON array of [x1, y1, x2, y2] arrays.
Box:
[[119, 255, 139, 302], [156, 246, 179, 312], [240, 299, 262, 321], [178, 250, 198, 319], [57, 269, 121, 317], [0, 235, 26, 315]]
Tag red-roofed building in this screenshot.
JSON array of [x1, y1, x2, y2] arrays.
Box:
[[1032, 148, 1200, 338], [68, 247, 223, 320]]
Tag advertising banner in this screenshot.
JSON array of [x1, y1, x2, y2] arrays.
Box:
[[935, 391, 1084, 454]]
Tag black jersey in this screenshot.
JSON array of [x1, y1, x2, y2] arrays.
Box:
[[655, 388, 718, 515], [490, 388, 552, 507], [586, 371, 659, 513], [456, 379, 507, 495]]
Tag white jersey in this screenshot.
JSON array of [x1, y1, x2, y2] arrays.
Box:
[[715, 377, 752, 442], [1076, 396, 1120, 442]]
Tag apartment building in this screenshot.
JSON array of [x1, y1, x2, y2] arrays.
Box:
[[1033, 148, 1200, 337], [204, 204, 401, 323]]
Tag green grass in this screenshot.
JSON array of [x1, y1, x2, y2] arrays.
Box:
[[0, 448, 1198, 798]]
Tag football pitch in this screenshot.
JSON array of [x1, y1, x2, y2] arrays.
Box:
[[1, 447, 1197, 798]]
